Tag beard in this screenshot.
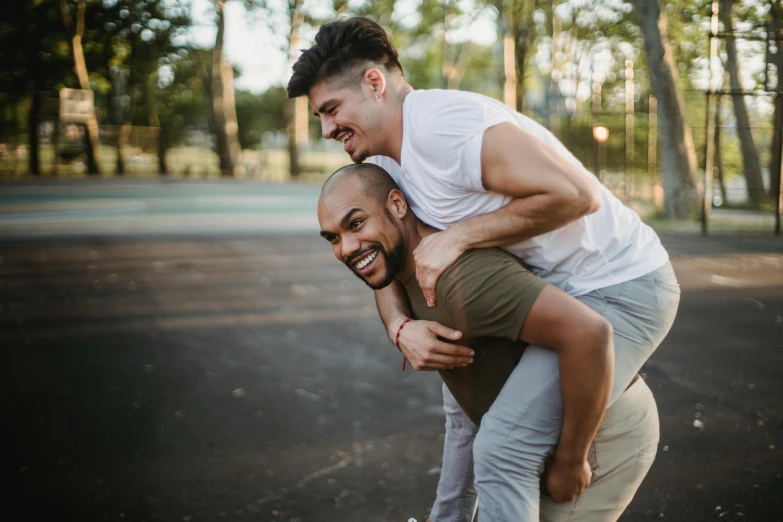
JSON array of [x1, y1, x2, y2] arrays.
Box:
[[350, 146, 370, 164], [347, 211, 405, 290]]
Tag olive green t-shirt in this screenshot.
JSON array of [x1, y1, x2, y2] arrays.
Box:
[[403, 248, 548, 425]]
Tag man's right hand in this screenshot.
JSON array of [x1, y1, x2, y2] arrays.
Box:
[[393, 319, 474, 370]]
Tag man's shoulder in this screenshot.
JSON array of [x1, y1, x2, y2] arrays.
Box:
[[406, 91, 522, 162], [437, 248, 529, 292], [409, 89, 502, 121], [434, 247, 548, 340], [453, 247, 526, 270]]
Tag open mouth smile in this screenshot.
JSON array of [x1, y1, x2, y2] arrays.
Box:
[[351, 249, 379, 273], [336, 131, 354, 151]]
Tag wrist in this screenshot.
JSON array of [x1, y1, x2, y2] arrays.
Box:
[[387, 315, 411, 341], [553, 446, 588, 466], [446, 224, 470, 252]]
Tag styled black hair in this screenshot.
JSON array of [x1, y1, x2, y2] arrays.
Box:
[[287, 17, 403, 99]]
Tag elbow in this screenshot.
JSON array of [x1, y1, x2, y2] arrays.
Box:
[[585, 317, 614, 381], [588, 318, 613, 356], [554, 316, 613, 361], [565, 177, 602, 219], [576, 182, 602, 217], [584, 184, 603, 215]]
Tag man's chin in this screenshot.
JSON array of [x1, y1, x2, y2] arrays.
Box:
[[352, 269, 394, 290], [349, 149, 370, 163]]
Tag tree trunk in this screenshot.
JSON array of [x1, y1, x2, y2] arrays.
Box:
[[285, 100, 301, 178], [714, 93, 727, 204], [768, 10, 783, 205], [634, 0, 698, 219], [285, 0, 305, 177], [512, 2, 535, 114], [28, 91, 41, 176], [143, 71, 169, 174], [502, 29, 517, 109], [548, 2, 561, 133], [59, 0, 101, 175], [211, 1, 239, 177], [108, 65, 127, 175], [721, 0, 765, 204], [446, 42, 471, 90], [771, 95, 783, 205], [158, 129, 168, 175]]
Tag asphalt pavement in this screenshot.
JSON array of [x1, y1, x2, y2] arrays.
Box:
[[1, 178, 782, 522]]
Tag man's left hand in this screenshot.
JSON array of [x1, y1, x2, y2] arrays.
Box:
[[413, 230, 465, 307], [542, 454, 592, 503]]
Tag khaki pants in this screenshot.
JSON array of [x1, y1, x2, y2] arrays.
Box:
[[539, 376, 660, 522]]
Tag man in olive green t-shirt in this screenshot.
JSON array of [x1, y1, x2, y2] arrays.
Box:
[[403, 247, 544, 426], [318, 163, 660, 522]]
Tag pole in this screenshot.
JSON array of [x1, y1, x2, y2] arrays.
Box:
[[592, 74, 601, 177], [648, 95, 657, 183], [503, 7, 517, 111], [625, 60, 634, 201], [702, 0, 720, 237], [776, 93, 783, 235], [53, 100, 60, 177]]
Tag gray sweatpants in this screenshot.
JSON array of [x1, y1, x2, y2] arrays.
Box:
[[429, 262, 681, 522]]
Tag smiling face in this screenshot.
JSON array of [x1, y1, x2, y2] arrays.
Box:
[[318, 174, 408, 290], [309, 71, 388, 164]]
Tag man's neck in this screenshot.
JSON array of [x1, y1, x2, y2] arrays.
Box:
[[396, 219, 438, 284], [377, 83, 414, 165]]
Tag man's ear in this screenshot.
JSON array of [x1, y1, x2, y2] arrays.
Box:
[[387, 189, 408, 218], [364, 68, 387, 100]]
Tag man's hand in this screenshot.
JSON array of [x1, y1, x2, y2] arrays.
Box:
[[396, 319, 474, 371], [413, 230, 466, 308], [541, 453, 592, 503]]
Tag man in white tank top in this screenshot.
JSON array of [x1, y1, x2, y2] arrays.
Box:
[[289, 17, 680, 522]]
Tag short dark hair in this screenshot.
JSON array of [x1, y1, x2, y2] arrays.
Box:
[[287, 17, 403, 99], [323, 163, 401, 206]]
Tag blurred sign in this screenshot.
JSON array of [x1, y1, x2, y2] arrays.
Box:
[[59, 88, 94, 122]]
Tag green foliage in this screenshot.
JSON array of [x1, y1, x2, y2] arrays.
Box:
[[235, 87, 287, 149], [0, 0, 776, 186], [156, 47, 209, 149]]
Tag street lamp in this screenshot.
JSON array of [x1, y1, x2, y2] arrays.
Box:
[[592, 125, 609, 180]]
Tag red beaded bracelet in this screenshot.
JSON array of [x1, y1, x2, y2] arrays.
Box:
[[395, 318, 413, 371]]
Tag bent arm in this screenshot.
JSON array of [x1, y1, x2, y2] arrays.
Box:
[[374, 281, 473, 371], [450, 122, 602, 250], [374, 280, 412, 339], [519, 285, 613, 464]]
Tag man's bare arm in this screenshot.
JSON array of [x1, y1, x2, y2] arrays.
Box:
[[374, 282, 474, 371], [465, 121, 601, 246], [519, 284, 614, 501], [414, 121, 602, 305], [374, 280, 413, 339]]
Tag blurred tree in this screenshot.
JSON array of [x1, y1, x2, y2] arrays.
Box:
[[94, 0, 191, 174], [503, 0, 538, 112], [285, 0, 305, 178], [0, 0, 72, 175], [634, 0, 697, 219], [209, 1, 242, 177], [766, 0, 783, 204], [721, 0, 764, 203], [235, 88, 286, 148], [157, 47, 210, 157], [59, 0, 102, 174]]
